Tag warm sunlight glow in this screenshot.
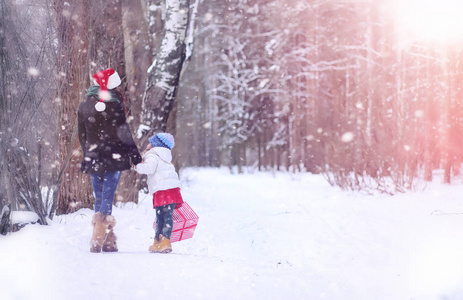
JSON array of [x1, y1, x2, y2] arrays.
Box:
[[396, 0, 463, 42]]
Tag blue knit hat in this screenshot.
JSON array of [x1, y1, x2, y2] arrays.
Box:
[[148, 133, 175, 150]]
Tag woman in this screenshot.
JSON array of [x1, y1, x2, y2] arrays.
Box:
[[77, 68, 142, 253]]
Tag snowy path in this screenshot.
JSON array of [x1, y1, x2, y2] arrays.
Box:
[[2, 168, 463, 300]]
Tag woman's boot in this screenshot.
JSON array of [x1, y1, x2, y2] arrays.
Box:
[[90, 212, 107, 253], [102, 216, 118, 252]]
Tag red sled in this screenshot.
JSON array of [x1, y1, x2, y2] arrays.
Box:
[[153, 202, 199, 243]]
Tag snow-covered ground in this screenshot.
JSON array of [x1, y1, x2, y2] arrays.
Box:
[[2, 168, 463, 300]]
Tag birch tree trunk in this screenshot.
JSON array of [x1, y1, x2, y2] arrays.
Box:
[[141, 0, 190, 137]]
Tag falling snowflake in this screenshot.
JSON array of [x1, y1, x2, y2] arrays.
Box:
[[305, 135, 315, 141], [28, 68, 40, 77], [341, 132, 355, 143]]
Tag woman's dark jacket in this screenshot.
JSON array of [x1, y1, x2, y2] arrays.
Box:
[[77, 88, 142, 174]]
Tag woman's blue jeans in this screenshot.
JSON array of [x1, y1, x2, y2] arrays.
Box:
[[155, 204, 176, 240], [89, 171, 122, 215]]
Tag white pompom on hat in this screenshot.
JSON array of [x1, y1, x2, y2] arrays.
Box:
[[92, 68, 122, 111]]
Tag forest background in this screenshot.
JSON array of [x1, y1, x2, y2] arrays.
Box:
[[2, 0, 463, 223]]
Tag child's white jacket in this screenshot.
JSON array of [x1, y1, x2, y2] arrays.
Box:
[[134, 147, 180, 195]]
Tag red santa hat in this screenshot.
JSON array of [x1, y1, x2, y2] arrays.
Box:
[[92, 68, 121, 111]]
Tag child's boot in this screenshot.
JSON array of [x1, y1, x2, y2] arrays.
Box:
[[148, 236, 161, 252], [102, 216, 118, 252], [149, 235, 172, 253]]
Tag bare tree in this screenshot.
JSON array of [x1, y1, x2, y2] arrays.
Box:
[[0, 0, 57, 225], [53, 0, 132, 214]]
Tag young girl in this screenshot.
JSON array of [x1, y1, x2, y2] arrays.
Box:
[[134, 133, 184, 253]]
